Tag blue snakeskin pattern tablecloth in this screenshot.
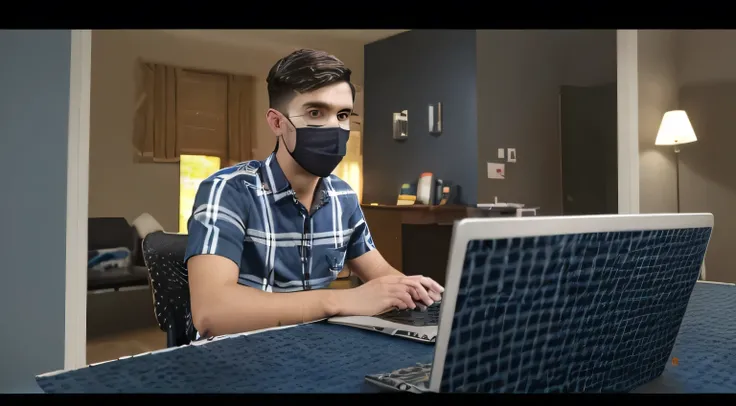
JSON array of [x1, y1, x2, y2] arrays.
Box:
[[635, 282, 736, 393], [36, 282, 736, 393]]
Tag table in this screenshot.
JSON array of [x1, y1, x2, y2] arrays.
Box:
[[36, 282, 736, 393]]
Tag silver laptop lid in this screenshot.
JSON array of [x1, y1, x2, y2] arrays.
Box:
[[428, 213, 713, 393]]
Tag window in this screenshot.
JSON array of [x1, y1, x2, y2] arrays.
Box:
[[179, 155, 222, 233], [333, 130, 363, 203], [134, 62, 254, 165]]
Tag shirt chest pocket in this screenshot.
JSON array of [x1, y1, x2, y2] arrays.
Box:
[[324, 246, 348, 276]]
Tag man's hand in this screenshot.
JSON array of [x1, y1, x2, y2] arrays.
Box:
[[334, 275, 445, 317], [402, 275, 444, 305]]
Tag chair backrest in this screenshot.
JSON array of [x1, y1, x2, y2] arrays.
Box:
[[142, 231, 197, 346], [88, 217, 136, 251]]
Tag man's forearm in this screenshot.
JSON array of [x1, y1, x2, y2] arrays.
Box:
[[348, 250, 405, 283], [362, 262, 403, 281], [194, 284, 340, 338]]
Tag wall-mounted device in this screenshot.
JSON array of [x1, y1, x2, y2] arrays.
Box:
[[393, 110, 408, 140], [429, 102, 442, 135], [507, 148, 517, 163]]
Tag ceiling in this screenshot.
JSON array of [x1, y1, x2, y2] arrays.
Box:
[[159, 29, 408, 51], [293, 30, 408, 43]]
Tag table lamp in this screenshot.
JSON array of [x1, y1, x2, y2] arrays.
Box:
[[655, 110, 698, 213]]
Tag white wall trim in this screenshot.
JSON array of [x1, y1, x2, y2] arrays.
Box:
[[64, 29, 91, 371], [617, 30, 640, 214]]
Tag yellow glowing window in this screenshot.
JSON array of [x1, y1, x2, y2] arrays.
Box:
[[333, 130, 363, 203], [179, 155, 221, 233]]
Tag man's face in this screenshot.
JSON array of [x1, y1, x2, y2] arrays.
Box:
[[280, 82, 354, 146]]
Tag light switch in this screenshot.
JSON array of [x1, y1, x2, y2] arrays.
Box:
[[507, 148, 517, 163], [498, 148, 505, 159], [487, 162, 505, 179]]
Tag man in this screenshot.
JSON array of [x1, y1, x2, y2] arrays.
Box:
[[185, 49, 444, 338]]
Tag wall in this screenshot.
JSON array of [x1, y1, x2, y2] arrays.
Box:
[[674, 30, 736, 283], [476, 30, 617, 214], [0, 30, 71, 392], [363, 30, 479, 205], [89, 30, 364, 231], [637, 30, 679, 214]]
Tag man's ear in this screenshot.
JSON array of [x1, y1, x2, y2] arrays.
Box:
[[266, 109, 283, 136]]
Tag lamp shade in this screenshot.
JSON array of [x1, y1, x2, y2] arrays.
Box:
[[655, 110, 698, 146]]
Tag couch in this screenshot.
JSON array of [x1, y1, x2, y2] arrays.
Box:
[[87, 217, 149, 291]]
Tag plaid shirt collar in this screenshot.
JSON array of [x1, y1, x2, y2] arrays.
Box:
[[261, 152, 331, 211]]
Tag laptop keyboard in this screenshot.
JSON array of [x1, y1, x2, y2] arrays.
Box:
[[377, 301, 441, 326], [368, 363, 433, 389]]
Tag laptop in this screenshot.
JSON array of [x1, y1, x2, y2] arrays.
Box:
[[328, 301, 441, 343], [364, 213, 713, 393]]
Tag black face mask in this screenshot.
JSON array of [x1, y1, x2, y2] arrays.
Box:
[[282, 126, 350, 178]]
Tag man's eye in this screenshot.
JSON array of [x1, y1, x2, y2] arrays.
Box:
[[308, 110, 321, 118], [337, 113, 350, 120]]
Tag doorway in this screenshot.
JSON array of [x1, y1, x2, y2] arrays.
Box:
[[560, 83, 618, 215]]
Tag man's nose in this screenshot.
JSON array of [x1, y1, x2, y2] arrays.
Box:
[[325, 115, 340, 128]]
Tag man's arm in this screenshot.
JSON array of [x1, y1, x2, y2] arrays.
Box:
[[341, 206, 400, 282], [348, 249, 402, 281], [344, 206, 444, 305], [186, 175, 414, 336], [185, 175, 340, 337], [190, 254, 420, 336], [189, 255, 339, 337]]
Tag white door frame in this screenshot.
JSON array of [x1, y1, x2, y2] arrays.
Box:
[[64, 29, 92, 371], [616, 30, 640, 214], [61, 29, 642, 370]]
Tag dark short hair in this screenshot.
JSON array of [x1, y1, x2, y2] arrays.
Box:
[[266, 49, 355, 112]]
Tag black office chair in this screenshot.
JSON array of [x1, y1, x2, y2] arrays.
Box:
[[142, 231, 198, 347]]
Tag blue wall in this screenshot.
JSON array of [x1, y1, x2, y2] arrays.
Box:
[[0, 30, 71, 392], [363, 30, 478, 205]]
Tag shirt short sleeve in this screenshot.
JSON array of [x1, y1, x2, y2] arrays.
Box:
[[184, 176, 250, 268], [346, 204, 377, 261]]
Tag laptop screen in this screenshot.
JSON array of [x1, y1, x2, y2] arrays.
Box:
[[438, 227, 711, 393]]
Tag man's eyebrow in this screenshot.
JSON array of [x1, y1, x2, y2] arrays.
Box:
[[302, 101, 353, 112]]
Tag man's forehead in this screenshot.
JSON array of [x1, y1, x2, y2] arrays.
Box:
[[289, 82, 353, 111]]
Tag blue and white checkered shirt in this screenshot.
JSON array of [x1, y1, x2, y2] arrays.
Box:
[[184, 152, 376, 292]]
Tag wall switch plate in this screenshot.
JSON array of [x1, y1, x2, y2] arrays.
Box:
[[487, 162, 505, 179], [392, 110, 408, 140], [497, 148, 505, 159], [507, 148, 517, 163]]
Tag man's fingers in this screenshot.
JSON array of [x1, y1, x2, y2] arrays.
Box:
[[404, 275, 444, 302], [389, 293, 414, 310], [399, 278, 433, 306], [390, 298, 409, 310], [389, 285, 417, 309], [398, 291, 415, 309], [425, 285, 443, 302], [409, 275, 445, 294], [420, 276, 445, 293], [408, 287, 420, 301]]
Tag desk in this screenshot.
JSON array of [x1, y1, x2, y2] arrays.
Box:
[[36, 282, 736, 393]]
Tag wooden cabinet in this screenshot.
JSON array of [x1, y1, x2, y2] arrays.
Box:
[[361, 205, 487, 283]]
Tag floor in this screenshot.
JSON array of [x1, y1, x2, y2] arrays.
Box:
[[86, 325, 166, 364]]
